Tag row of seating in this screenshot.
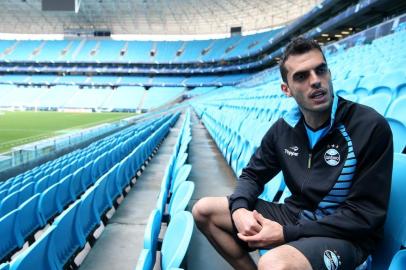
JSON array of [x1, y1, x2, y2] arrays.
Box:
[[0, 29, 279, 63], [0, 113, 179, 263], [0, 115, 170, 217], [136, 109, 194, 270], [0, 112, 180, 270]]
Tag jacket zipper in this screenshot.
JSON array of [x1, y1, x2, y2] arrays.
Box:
[[307, 153, 312, 168], [301, 152, 312, 193]]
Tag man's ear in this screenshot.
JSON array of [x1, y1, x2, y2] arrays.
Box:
[[281, 83, 292, 97]]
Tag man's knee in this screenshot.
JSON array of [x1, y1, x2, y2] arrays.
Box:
[[192, 197, 229, 227], [257, 245, 312, 270], [192, 197, 213, 225]]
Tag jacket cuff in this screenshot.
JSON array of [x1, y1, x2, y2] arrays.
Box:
[[283, 224, 301, 243], [230, 198, 249, 213]]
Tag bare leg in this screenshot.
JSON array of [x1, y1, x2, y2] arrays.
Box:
[[258, 245, 312, 270], [192, 197, 256, 270]]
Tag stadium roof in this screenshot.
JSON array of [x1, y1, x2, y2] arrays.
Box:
[[0, 0, 320, 36]]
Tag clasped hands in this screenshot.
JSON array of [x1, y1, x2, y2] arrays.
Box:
[[232, 208, 284, 249]]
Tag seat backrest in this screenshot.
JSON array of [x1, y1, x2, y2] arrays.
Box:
[[135, 248, 154, 270], [170, 164, 192, 194], [372, 153, 406, 269], [388, 249, 406, 270], [258, 172, 284, 202], [160, 211, 194, 270], [143, 208, 162, 266], [386, 96, 406, 125], [359, 93, 392, 116], [168, 181, 195, 217], [387, 118, 406, 153], [0, 209, 23, 262], [16, 193, 45, 240], [9, 225, 56, 270], [50, 200, 85, 269]]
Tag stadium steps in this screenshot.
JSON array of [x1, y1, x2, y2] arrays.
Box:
[[78, 113, 184, 270], [184, 111, 239, 270]]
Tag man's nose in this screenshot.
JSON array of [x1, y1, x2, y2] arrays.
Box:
[[309, 70, 321, 89]]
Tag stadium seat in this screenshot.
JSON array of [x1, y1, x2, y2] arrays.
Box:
[[9, 225, 56, 270], [160, 211, 194, 270], [34, 175, 50, 193], [135, 248, 154, 270], [143, 209, 162, 264], [16, 193, 45, 241], [386, 96, 406, 125], [51, 201, 86, 269], [0, 263, 9, 270], [168, 181, 195, 217], [77, 186, 100, 240], [39, 182, 62, 222], [170, 164, 192, 195], [0, 191, 20, 217], [359, 93, 392, 116], [0, 209, 24, 262], [387, 118, 406, 153], [389, 249, 406, 270], [56, 174, 75, 209], [371, 153, 406, 269], [258, 172, 285, 202]]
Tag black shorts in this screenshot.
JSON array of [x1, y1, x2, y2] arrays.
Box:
[[229, 198, 369, 269]]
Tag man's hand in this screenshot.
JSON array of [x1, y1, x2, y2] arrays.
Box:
[[237, 210, 285, 248], [232, 208, 262, 236]]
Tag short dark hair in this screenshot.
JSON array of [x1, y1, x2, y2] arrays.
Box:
[[279, 37, 326, 83]]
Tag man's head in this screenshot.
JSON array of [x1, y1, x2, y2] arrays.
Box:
[[279, 37, 334, 120]]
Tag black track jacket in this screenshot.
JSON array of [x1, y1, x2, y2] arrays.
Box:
[[229, 96, 393, 252]]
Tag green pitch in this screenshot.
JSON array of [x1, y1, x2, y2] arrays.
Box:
[[0, 111, 135, 153]]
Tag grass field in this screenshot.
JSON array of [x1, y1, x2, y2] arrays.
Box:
[[0, 111, 135, 153]]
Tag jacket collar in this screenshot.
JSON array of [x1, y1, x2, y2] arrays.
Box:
[[283, 93, 339, 129]]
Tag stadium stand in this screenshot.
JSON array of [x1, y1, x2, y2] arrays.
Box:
[[0, 1, 405, 270]]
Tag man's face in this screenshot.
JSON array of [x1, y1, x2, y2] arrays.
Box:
[[281, 49, 333, 115]]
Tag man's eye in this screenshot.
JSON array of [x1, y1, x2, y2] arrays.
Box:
[[316, 65, 328, 75], [293, 72, 308, 81]]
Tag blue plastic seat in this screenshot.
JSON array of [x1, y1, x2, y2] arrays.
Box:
[[371, 153, 406, 269], [258, 172, 285, 202], [16, 194, 45, 241], [77, 186, 100, 239], [170, 164, 192, 195], [143, 209, 162, 265], [0, 263, 9, 270], [386, 96, 406, 126], [359, 93, 392, 116], [171, 153, 188, 180], [0, 190, 20, 217], [168, 181, 194, 217], [9, 226, 56, 270], [34, 175, 50, 194], [56, 175, 75, 209], [387, 118, 406, 153], [135, 248, 154, 270], [0, 209, 24, 262], [48, 169, 61, 186], [39, 183, 62, 222], [389, 249, 406, 270], [93, 173, 113, 218], [81, 162, 93, 189], [51, 201, 85, 269], [107, 163, 122, 203], [71, 167, 85, 197], [161, 211, 194, 270]]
